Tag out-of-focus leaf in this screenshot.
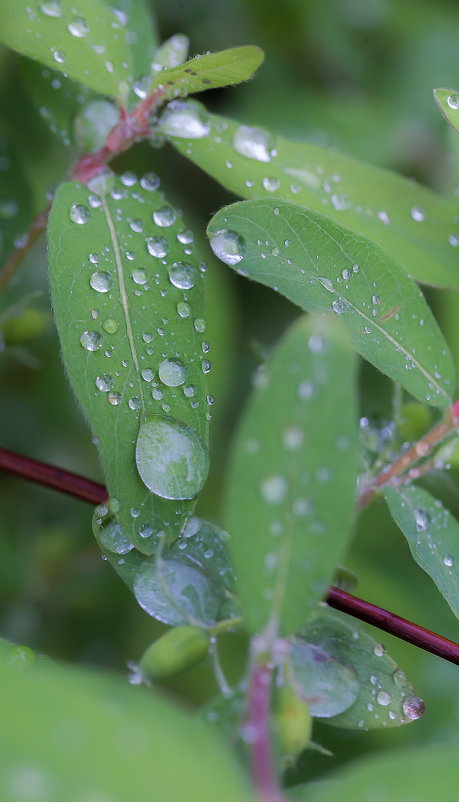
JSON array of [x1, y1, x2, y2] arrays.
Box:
[[48, 172, 209, 553], [165, 106, 459, 288], [103, 0, 159, 81], [385, 485, 459, 618], [294, 610, 423, 730], [0, 660, 256, 802], [434, 88, 459, 134], [224, 315, 358, 635], [207, 199, 454, 408], [0, 127, 32, 266], [0, 0, 132, 97]]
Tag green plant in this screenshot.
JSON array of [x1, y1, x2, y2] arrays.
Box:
[[1, 2, 459, 800]]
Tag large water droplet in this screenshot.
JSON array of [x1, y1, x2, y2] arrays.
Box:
[[160, 100, 211, 138], [70, 204, 90, 224], [159, 358, 187, 387], [209, 229, 246, 266], [153, 205, 176, 227], [135, 416, 209, 500], [402, 695, 425, 720], [80, 330, 102, 351], [168, 262, 196, 289], [90, 271, 113, 293], [233, 125, 275, 162], [147, 236, 169, 258]]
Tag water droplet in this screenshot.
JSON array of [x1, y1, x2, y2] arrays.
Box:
[[96, 374, 114, 392], [141, 368, 154, 382], [443, 554, 455, 567], [159, 358, 187, 387], [160, 100, 211, 138], [263, 176, 280, 192], [209, 229, 246, 265], [68, 17, 89, 37], [413, 508, 430, 532], [298, 380, 315, 399], [373, 643, 385, 657], [342, 268, 351, 280], [177, 229, 194, 245], [89, 252, 99, 264], [153, 205, 176, 227], [402, 695, 425, 720], [135, 415, 209, 499], [140, 172, 160, 191], [372, 295, 381, 305], [130, 268, 147, 285], [90, 271, 113, 293], [194, 318, 206, 332], [108, 391, 121, 405], [202, 359, 212, 374], [376, 691, 391, 706], [233, 125, 275, 162], [53, 50, 66, 64], [80, 330, 102, 351], [129, 396, 141, 410], [410, 205, 425, 222], [392, 669, 406, 687], [177, 301, 191, 318], [168, 262, 196, 289], [152, 387, 164, 400], [332, 298, 347, 314], [147, 236, 169, 258], [447, 93, 459, 110], [139, 524, 154, 539], [69, 204, 90, 224], [331, 193, 351, 210], [98, 519, 134, 555], [129, 218, 143, 233], [317, 276, 334, 293], [102, 317, 118, 334], [184, 385, 196, 398], [282, 425, 304, 451], [40, 1, 61, 16], [260, 475, 288, 504], [308, 334, 326, 353]]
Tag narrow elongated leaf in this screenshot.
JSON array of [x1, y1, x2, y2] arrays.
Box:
[[385, 485, 459, 617], [164, 106, 459, 288], [294, 611, 423, 730], [0, 660, 256, 802], [48, 172, 209, 553], [0, 127, 32, 266], [208, 199, 454, 407], [304, 746, 459, 802], [224, 315, 358, 635], [434, 88, 459, 133], [0, 0, 132, 97], [150, 46, 264, 102]]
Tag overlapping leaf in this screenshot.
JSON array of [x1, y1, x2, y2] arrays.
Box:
[[434, 88, 459, 134], [103, 0, 159, 81], [163, 105, 459, 288], [0, 660, 256, 802], [224, 315, 358, 635], [0, 0, 132, 96], [208, 199, 454, 407], [48, 172, 209, 553], [385, 485, 459, 617], [293, 611, 423, 730], [0, 127, 32, 268]]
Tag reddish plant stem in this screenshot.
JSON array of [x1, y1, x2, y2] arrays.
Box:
[[0, 447, 107, 506], [327, 586, 459, 666], [248, 664, 286, 802]]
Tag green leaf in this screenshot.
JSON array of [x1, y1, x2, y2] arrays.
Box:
[[48, 172, 209, 553], [384, 485, 459, 618], [0, 127, 32, 266], [164, 106, 459, 289], [434, 88, 459, 134], [0, 660, 256, 802], [153, 33, 189, 70], [150, 46, 264, 102], [303, 745, 458, 802], [103, 0, 159, 81], [207, 199, 454, 408], [0, 0, 133, 97], [224, 314, 358, 636], [294, 610, 423, 730]]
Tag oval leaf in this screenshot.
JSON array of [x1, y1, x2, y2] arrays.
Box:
[[164, 106, 459, 289], [224, 314, 358, 635], [0, 0, 133, 97], [207, 199, 454, 407], [384, 485, 459, 618], [434, 88, 459, 134], [48, 173, 209, 553]]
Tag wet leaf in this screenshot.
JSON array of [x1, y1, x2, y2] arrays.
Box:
[[166, 106, 459, 289], [103, 0, 159, 83], [434, 88, 459, 134], [48, 173, 208, 553], [0, 660, 256, 802], [199, 688, 247, 743], [295, 610, 423, 730], [0, 0, 132, 97], [304, 745, 458, 802], [132, 518, 239, 626], [385, 485, 459, 618], [150, 46, 264, 102], [224, 315, 358, 635], [207, 199, 454, 408], [0, 127, 32, 267]]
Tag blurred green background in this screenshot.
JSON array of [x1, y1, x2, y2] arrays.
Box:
[[1, 0, 459, 784]]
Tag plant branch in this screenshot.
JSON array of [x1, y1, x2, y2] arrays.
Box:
[[247, 663, 286, 802]]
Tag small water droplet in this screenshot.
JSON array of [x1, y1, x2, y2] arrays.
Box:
[[147, 236, 169, 258], [98, 519, 134, 554], [260, 475, 288, 504], [153, 205, 176, 227], [209, 229, 246, 265], [443, 554, 455, 567], [159, 358, 187, 387], [332, 298, 347, 314], [68, 17, 89, 37], [177, 301, 191, 318], [80, 330, 102, 351], [177, 229, 194, 245], [160, 100, 211, 138], [376, 691, 391, 706], [194, 318, 206, 332], [53, 50, 66, 64], [70, 203, 90, 224], [410, 205, 425, 222], [40, 1, 62, 16], [140, 172, 160, 191], [96, 374, 114, 392], [132, 269, 147, 285], [298, 380, 315, 399], [373, 643, 385, 657], [402, 695, 425, 720], [263, 176, 280, 192], [233, 125, 275, 162], [372, 295, 381, 305], [129, 396, 141, 410], [168, 262, 196, 289], [90, 271, 113, 293], [282, 425, 304, 451], [414, 508, 430, 532], [447, 93, 459, 110], [108, 391, 121, 405], [184, 385, 196, 398], [102, 318, 118, 334]]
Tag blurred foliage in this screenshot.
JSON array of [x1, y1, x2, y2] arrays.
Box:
[[1, 0, 459, 786]]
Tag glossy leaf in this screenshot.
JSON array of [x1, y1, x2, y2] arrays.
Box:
[[385, 485, 459, 618], [0, 0, 132, 97], [304, 745, 459, 802], [294, 610, 423, 730], [224, 315, 358, 635], [0, 127, 32, 266], [0, 660, 256, 802], [165, 106, 459, 288], [434, 88, 459, 134], [208, 199, 454, 407], [132, 518, 239, 626], [48, 173, 209, 553], [150, 46, 264, 102]]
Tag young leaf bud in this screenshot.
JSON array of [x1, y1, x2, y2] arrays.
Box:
[[139, 625, 209, 680]]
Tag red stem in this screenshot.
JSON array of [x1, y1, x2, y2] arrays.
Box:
[[247, 664, 286, 802]]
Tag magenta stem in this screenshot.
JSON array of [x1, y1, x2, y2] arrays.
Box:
[[248, 664, 286, 802]]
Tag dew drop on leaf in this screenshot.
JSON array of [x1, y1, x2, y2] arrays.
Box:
[[135, 415, 209, 500], [160, 100, 211, 139], [447, 93, 459, 109], [259, 474, 288, 503], [90, 271, 113, 293], [68, 17, 90, 37], [69, 203, 90, 224], [168, 262, 196, 289], [413, 508, 430, 532], [140, 172, 160, 191], [233, 124, 275, 162], [80, 330, 102, 351], [98, 519, 134, 555], [402, 695, 425, 720], [159, 358, 187, 387], [147, 236, 169, 258], [153, 205, 176, 227], [208, 229, 246, 265]]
